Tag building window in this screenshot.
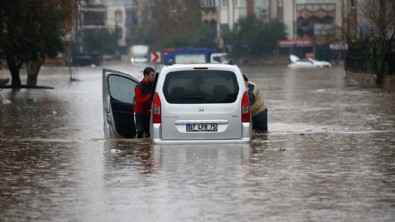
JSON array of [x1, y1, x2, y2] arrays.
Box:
[[297, 4, 336, 12], [222, 0, 228, 7], [83, 11, 105, 26], [254, 0, 266, 8], [111, 0, 138, 6], [236, 0, 247, 7], [200, 0, 216, 8], [126, 11, 138, 26], [351, 0, 355, 8], [115, 10, 123, 24], [277, 0, 283, 7]]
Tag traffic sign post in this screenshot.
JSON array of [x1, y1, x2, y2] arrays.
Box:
[[150, 51, 161, 63]]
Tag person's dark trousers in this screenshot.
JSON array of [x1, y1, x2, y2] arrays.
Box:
[[135, 113, 150, 138], [252, 108, 268, 133]]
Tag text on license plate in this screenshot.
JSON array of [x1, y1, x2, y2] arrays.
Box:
[[186, 123, 218, 132]]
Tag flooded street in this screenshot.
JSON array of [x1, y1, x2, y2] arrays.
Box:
[[1, 62, 394, 221]]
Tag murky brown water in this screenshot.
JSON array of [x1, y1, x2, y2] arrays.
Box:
[[1, 62, 395, 221]]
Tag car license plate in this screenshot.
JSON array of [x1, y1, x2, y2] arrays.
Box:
[[186, 123, 218, 132]]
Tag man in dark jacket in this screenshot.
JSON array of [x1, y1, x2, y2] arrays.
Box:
[[243, 74, 268, 133], [134, 67, 156, 138]]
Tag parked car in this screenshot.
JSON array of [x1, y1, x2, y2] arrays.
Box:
[[288, 54, 332, 68], [102, 68, 139, 138], [72, 54, 103, 67], [150, 63, 252, 144]]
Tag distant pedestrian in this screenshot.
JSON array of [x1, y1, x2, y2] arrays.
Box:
[[243, 74, 268, 133], [134, 67, 156, 138]]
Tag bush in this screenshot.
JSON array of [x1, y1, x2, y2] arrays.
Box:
[[0, 78, 10, 87]]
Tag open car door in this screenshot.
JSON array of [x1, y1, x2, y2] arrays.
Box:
[[102, 68, 139, 138]]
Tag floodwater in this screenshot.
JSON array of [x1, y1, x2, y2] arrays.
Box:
[[0, 62, 394, 222]]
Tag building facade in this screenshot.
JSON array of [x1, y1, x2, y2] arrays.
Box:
[[77, 0, 359, 58], [78, 0, 141, 48], [200, 0, 358, 54]]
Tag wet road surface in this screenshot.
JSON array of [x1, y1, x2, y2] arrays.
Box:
[[1, 62, 395, 221]]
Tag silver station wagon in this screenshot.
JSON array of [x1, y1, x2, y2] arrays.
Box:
[[150, 63, 252, 144]]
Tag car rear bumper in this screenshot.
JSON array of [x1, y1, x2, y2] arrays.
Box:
[[151, 137, 251, 144], [150, 123, 252, 144]]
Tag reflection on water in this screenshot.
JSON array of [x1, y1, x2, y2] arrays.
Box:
[[1, 63, 395, 221]]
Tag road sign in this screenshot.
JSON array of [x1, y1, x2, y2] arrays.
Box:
[[151, 51, 161, 63]]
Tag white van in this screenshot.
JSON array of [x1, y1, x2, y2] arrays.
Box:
[[150, 63, 252, 144], [129, 45, 149, 64]]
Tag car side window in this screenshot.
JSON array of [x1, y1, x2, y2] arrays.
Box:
[[108, 75, 137, 104]]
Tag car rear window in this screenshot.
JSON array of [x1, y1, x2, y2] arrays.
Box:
[[163, 70, 239, 104]]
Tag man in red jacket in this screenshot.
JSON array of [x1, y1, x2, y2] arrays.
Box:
[[134, 67, 156, 138]]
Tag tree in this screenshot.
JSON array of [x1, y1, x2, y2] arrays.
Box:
[[358, 0, 395, 85], [0, 0, 77, 88], [82, 29, 118, 55], [197, 19, 217, 48], [223, 15, 287, 58]]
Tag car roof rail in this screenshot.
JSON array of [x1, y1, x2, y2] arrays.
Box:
[[166, 59, 174, 66]]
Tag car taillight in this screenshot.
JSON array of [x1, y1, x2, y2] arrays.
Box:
[[241, 91, 251, 123], [152, 92, 161, 123]]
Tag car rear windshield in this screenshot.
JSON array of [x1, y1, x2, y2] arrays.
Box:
[[163, 70, 239, 104]]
